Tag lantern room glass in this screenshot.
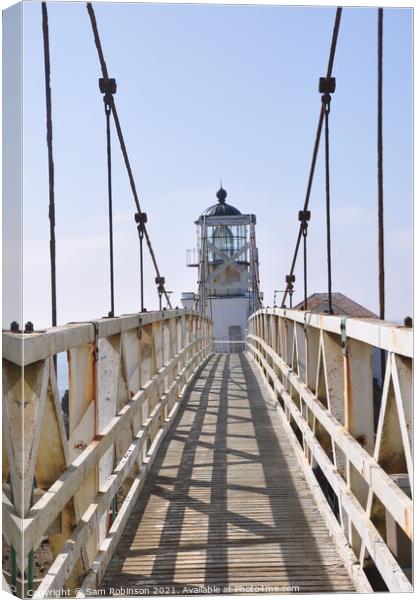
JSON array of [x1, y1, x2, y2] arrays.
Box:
[[207, 224, 248, 261]]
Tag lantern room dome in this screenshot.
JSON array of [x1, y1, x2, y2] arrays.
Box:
[[201, 187, 241, 217]]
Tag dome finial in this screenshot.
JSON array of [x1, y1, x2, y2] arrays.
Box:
[[216, 181, 227, 204]]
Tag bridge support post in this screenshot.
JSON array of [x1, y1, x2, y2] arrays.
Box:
[[69, 343, 98, 569], [344, 338, 375, 557], [139, 323, 153, 462], [97, 334, 120, 544], [385, 474, 412, 574]]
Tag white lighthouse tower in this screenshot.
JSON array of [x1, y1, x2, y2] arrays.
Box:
[[182, 186, 262, 351]]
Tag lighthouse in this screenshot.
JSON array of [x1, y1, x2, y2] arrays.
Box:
[[182, 186, 262, 351]]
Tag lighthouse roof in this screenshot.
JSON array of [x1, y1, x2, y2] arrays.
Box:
[[201, 186, 241, 217]]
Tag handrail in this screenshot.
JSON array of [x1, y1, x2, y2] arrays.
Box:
[[247, 308, 412, 592], [3, 308, 201, 366], [251, 307, 412, 357], [2, 310, 213, 596]]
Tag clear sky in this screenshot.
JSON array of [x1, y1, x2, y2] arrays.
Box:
[[7, 1, 413, 328]]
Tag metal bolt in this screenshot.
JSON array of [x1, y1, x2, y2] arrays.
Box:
[[10, 321, 19, 332], [24, 321, 34, 333], [404, 316, 413, 328]]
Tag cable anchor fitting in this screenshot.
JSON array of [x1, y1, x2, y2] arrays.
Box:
[[135, 212, 148, 239], [340, 317, 348, 356], [89, 320, 100, 362], [155, 276, 165, 294], [155, 276, 165, 311], [285, 274, 295, 308], [99, 77, 117, 114], [298, 209, 311, 237], [285, 274, 295, 287], [319, 76, 336, 114]]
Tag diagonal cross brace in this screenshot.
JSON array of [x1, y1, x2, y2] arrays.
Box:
[[206, 241, 251, 282]]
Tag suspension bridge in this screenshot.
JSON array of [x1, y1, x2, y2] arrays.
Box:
[[2, 3, 412, 598]]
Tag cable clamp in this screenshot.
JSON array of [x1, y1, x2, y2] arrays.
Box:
[[319, 76, 336, 94], [298, 209, 311, 236], [89, 320, 100, 361], [99, 77, 117, 112], [155, 276, 165, 294], [135, 212, 148, 238], [340, 316, 348, 356], [319, 77, 335, 113], [285, 274, 295, 299]]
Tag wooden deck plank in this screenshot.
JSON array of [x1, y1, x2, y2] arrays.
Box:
[[101, 354, 355, 594]]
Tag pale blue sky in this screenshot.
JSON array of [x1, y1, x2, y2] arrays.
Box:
[[13, 1, 413, 327]]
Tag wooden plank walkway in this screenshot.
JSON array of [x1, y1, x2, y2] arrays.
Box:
[[101, 354, 355, 595]]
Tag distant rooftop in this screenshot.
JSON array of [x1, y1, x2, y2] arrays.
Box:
[[294, 292, 378, 318]]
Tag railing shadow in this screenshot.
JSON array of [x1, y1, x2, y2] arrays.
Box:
[[102, 353, 351, 593]]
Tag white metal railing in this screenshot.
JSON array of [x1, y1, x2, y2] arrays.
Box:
[[213, 337, 246, 353], [186, 247, 200, 266], [247, 307, 412, 592], [2, 309, 213, 597]]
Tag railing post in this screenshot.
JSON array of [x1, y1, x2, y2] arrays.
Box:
[[68, 342, 99, 569], [139, 323, 153, 460], [344, 338, 375, 556], [304, 322, 319, 464], [167, 316, 177, 413], [162, 318, 171, 417], [97, 333, 120, 545], [152, 319, 164, 433]]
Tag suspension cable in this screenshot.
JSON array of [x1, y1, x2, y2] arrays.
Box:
[[106, 106, 115, 317], [377, 8, 385, 321], [324, 101, 332, 313], [135, 212, 147, 311], [281, 7, 342, 308], [86, 2, 172, 309], [321, 77, 336, 314], [101, 80, 116, 317], [298, 210, 311, 310], [41, 2, 57, 327], [377, 8, 386, 386], [303, 227, 308, 309]]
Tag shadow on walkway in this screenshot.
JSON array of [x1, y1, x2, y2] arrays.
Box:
[[101, 353, 354, 594]]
